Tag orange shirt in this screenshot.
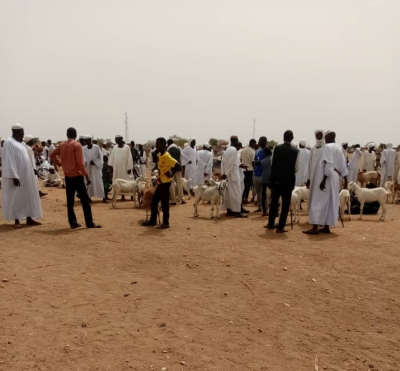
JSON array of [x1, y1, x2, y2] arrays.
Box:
[[50, 139, 88, 178]]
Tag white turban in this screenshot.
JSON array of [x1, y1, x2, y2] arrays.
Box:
[[368, 142, 376, 149], [82, 135, 90, 139], [324, 129, 334, 136], [387, 143, 393, 150], [204, 143, 211, 149], [299, 140, 307, 147], [115, 135, 123, 139], [314, 129, 324, 136], [12, 123, 23, 130], [24, 135, 34, 143]]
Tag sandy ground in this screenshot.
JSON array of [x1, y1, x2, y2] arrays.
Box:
[[1, 184, 400, 371]]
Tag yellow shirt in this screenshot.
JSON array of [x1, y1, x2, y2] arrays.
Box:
[[158, 151, 177, 183]]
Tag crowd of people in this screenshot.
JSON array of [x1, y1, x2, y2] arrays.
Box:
[[0, 124, 399, 234]]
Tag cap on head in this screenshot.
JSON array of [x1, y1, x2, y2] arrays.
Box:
[[12, 123, 24, 130], [24, 135, 34, 143]]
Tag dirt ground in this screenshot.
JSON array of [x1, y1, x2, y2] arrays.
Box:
[[1, 184, 400, 371]]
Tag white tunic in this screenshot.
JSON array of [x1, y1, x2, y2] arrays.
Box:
[[181, 146, 198, 188], [221, 146, 241, 213], [83, 144, 104, 198], [44, 171, 61, 186], [24, 144, 37, 170], [361, 151, 376, 172], [307, 144, 338, 227], [380, 148, 396, 186], [394, 151, 400, 183], [1, 138, 42, 221], [347, 148, 362, 183], [196, 150, 213, 185], [327, 143, 349, 192], [138, 150, 147, 175], [295, 148, 310, 186], [109, 144, 133, 181]]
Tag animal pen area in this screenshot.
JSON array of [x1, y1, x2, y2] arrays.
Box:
[[1, 180, 400, 371]]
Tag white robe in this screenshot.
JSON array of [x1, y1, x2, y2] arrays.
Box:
[[83, 144, 104, 198], [109, 144, 133, 181], [394, 152, 400, 183], [138, 150, 147, 175], [347, 148, 362, 183], [327, 143, 349, 192], [380, 148, 396, 186], [44, 172, 61, 186], [295, 148, 310, 186], [1, 138, 42, 221], [181, 146, 198, 189], [221, 146, 241, 213], [196, 150, 213, 185], [307, 144, 338, 227], [361, 151, 376, 172]]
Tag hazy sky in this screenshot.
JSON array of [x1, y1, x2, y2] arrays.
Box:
[[1, 0, 399, 146]]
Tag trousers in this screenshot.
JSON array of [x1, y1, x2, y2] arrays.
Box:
[[151, 182, 171, 225], [253, 176, 263, 208], [268, 183, 293, 230], [243, 170, 253, 202]]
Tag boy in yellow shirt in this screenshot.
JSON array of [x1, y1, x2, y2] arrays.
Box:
[[141, 137, 182, 229]]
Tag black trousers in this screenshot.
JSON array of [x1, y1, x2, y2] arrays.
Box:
[[150, 182, 171, 225], [243, 170, 254, 202], [268, 183, 293, 230], [65, 176, 94, 227]]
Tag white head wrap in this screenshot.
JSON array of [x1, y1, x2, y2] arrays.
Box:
[[387, 143, 393, 150], [24, 135, 34, 143], [115, 135, 123, 139], [368, 142, 376, 149], [314, 129, 325, 147], [299, 140, 307, 147], [183, 143, 189, 148], [12, 123, 23, 130], [324, 129, 334, 136], [83, 135, 91, 140], [204, 143, 211, 149]]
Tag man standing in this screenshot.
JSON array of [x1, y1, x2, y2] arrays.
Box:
[[252, 136, 268, 212], [24, 135, 47, 198], [362, 143, 376, 172], [47, 140, 58, 172], [109, 135, 133, 182], [50, 128, 101, 229], [181, 139, 198, 191], [82, 136, 104, 201], [2, 124, 42, 228], [265, 131, 299, 233], [325, 130, 349, 190], [240, 139, 256, 204], [295, 140, 310, 186], [141, 137, 182, 229], [394, 146, 400, 183], [342, 143, 349, 164], [130, 141, 140, 165], [167, 138, 185, 205], [41, 141, 49, 160], [303, 130, 337, 235], [196, 144, 213, 185], [380, 143, 397, 186], [347, 144, 362, 183], [138, 144, 147, 175], [221, 136, 248, 218]]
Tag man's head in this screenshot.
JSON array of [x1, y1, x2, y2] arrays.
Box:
[[11, 124, 24, 142], [103, 155, 108, 162], [24, 135, 34, 146], [78, 136, 84, 144], [230, 135, 239, 148], [299, 140, 307, 149], [115, 135, 123, 145], [324, 130, 336, 144], [354, 144, 361, 149], [49, 166, 55, 174], [258, 136, 267, 149], [130, 141, 135, 147], [236, 141, 243, 150], [342, 142, 348, 150], [156, 137, 167, 154], [85, 137, 92, 147], [283, 130, 294, 143], [92, 138, 98, 145], [249, 139, 257, 149], [315, 130, 324, 141], [47, 139, 52, 146], [190, 139, 196, 148], [167, 138, 174, 147], [67, 127, 77, 139], [263, 146, 272, 157], [368, 143, 376, 152], [138, 144, 143, 151], [41, 141, 46, 147]]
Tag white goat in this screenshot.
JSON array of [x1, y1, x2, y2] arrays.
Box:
[[182, 178, 191, 200], [295, 186, 309, 211], [339, 189, 351, 221], [111, 174, 146, 209], [290, 188, 301, 223], [348, 181, 389, 221], [193, 180, 227, 219], [384, 181, 395, 204]]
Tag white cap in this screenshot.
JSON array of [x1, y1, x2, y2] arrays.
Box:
[[83, 135, 91, 139], [299, 140, 307, 146], [12, 123, 24, 130], [115, 135, 123, 139], [24, 135, 34, 142]]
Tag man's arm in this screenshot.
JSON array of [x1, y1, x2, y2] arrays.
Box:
[[50, 145, 62, 167], [294, 150, 300, 173], [74, 143, 89, 179]]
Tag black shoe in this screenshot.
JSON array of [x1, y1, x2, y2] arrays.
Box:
[[141, 221, 156, 227], [155, 224, 169, 229], [87, 223, 102, 229], [241, 208, 250, 214], [235, 213, 248, 218], [264, 223, 279, 229]]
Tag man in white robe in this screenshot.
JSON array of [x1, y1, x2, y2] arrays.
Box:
[[138, 144, 147, 175], [1, 124, 42, 228], [394, 147, 400, 183], [361, 143, 376, 172], [24, 135, 47, 198], [303, 129, 337, 235], [342, 143, 349, 164], [83, 136, 104, 200], [325, 131, 349, 191], [221, 136, 248, 218], [347, 145, 362, 183], [380, 143, 397, 186], [295, 140, 310, 186], [196, 144, 213, 185], [181, 139, 198, 190], [43, 166, 62, 187]]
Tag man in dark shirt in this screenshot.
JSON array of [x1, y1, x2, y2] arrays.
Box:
[[130, 141, 140, 165], [265, 130, 299, 233]]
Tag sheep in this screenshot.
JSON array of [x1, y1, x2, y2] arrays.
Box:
[[384, 181, 395, 203], [290, 188, 301, 223], [339, 189, 351, 221], [193, 180, 227, 219], [348, 181, 389, 221], [357, 171, 380, 188], [181, 178, 191, 200]]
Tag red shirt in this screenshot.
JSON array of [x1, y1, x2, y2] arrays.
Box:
[[50, 139, 88, 178]]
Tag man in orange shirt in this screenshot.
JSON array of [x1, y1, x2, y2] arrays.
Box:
[[50, 128, 101, 229], [141, 137, 182, 229]]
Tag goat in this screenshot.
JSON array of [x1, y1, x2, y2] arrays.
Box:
[[111, 174, 146, 209], [339, 189, 351, 221], [357, 171, 380, 188], [384, 181, 395, 204], [348, 181, 388, 221], [290, 188, 301, 223], [181, 178, 191, 200], [193, 180, 227, 219], [295, 186, 309, 211]]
